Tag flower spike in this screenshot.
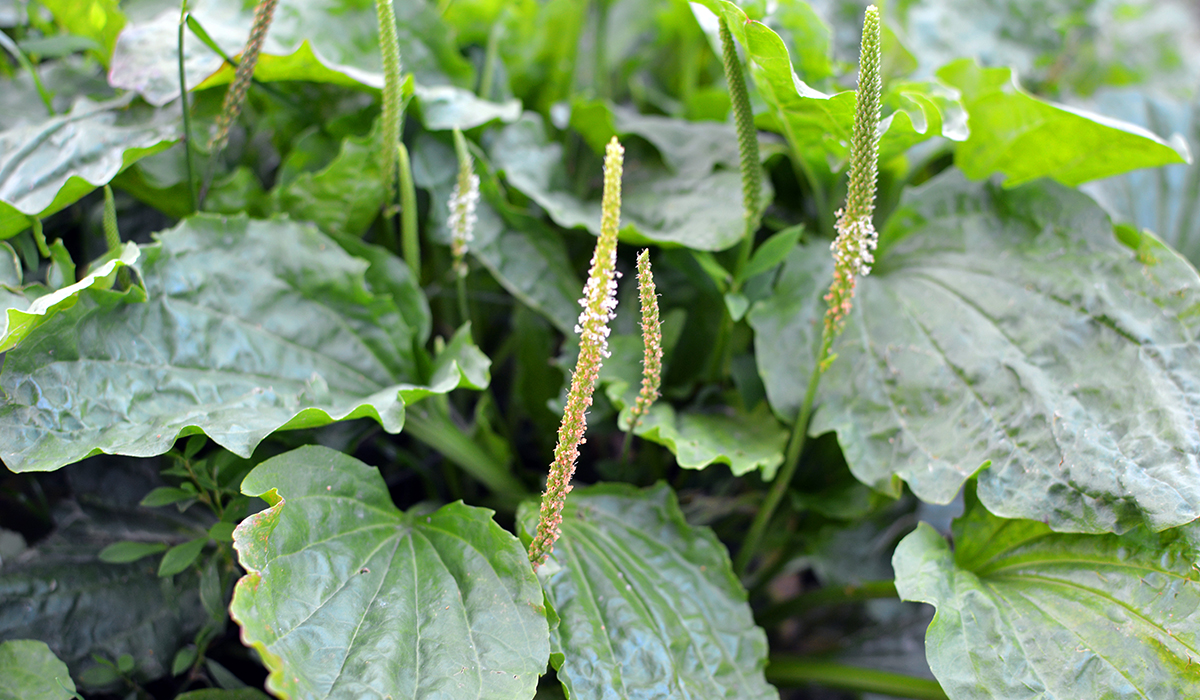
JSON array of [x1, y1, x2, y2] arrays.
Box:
[[210, 0, 279, 156], [626, 249, 662, 432], [448, 128, 479, 277], [528, 137, 625, 569], [823, 5, 882, 350]]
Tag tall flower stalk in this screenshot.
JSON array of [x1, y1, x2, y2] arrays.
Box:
[[375, 0, 403, 206], [620, 249, 663, 464], [528, 137, 625, 569], [709, 15, 763, 380], [209, 0, 278, 158], [448, 128, 480, 326], [735, 6, 883, 577]]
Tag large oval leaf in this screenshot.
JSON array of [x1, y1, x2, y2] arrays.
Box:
[[230, 445, 549, 700], [0, 215, 481, 473], [518, 483, 777, 700], [0, 96, 178, 238], [754, 171, 1200, 534], [894, 485, 1200, 700]]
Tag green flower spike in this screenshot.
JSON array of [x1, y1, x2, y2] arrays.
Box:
[[375, 0, 404, 205], [823, 4, 882, 352], [627, 249, 662, 431], [209, 0, 279, 156], [529, 137, 625, 569]]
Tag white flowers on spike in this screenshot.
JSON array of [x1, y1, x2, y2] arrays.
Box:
[[830, 208, 877, 278], [449, 172, 480, 260]]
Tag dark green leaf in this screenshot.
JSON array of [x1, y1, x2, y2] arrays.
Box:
[[755, 171, 1200, 533], [171, 646, 196, 676], [229, 445, 549, 699], [894, 484, 1200, 699], [0, 96, 178, 238], [139, 487, 195, 508], [517, 483, 777, 700], [175, 690, 271, 700], [0, 215, 479, 473], [157, 537, 207, 577], [0, 639, 77, 700], [742, 224, 803, 282], [273, 125, 386, 238], [0, 498, 208, 683], [490, 109, 765, 251], [939, 59, 1189, 187], [96, 541, 168, 564]]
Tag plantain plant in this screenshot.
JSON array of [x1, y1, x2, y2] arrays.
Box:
[[1, 1, 1199, 699]]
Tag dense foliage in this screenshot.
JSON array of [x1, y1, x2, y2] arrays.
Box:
[[2, 0, 1200, 699]]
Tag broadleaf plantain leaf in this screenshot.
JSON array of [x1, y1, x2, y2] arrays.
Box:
[[230, 445, 549, 700]]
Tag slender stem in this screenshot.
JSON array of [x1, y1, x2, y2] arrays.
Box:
[[0, 32, 53, 115], [398, 141, 420, 278], [455, 271, 470, 331], [767, 657, 947, 700], [735, 356, 822, 576], [479, 17, 503, 100], [103, 185, 120, 252], [758, 580, 898, 625], [593, 0, 610, 100], [402, 404, 527, 504], [178, 6, 198, 213]]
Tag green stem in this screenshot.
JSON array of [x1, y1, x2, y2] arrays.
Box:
[[593, 0, 610, 100], [479, 17, 503, 100], [734, 354, 823, 576], [455, 271, 470, 332], [767, 657, 947, 700], [178, 6, 198, 213], [758, 580, 897, 625], [398, 141, 420, 277], [0, 32, 53, 115], [103, 185, 120, 252], [402, 404, 527, 505]]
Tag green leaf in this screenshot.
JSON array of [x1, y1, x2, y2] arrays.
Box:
[[1081, 91, 1200, 268], [272, 125, 386, 238], [39, 0, 124, 63], [139, 486, 195, 508], [757, 171, 1200, 533], [894, 484, 1200, 699], [0, 640, 77, 700], [627, 402, 789, 479], [0, 499, 208, 682], [0, 241, 138, 353], [229, 445, 549, 700], [0, 96, 179, 238], [109, 0, 472, 107], [413, 84, 522, 131], [157, 537, 207, 577], [741, 224, 803, 282], [0, 215, 477, 473], [96, 541, 169, 564], [517, 483, 777, 700], [939, 59, 1189, 187], [693, 1, 964, 176], [490, 109, 766, 251]]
